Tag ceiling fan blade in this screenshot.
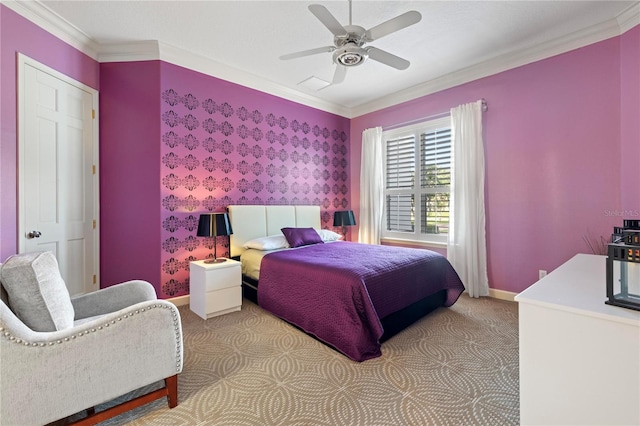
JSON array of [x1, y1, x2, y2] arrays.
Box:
[[309, 4, 348, 37], [332, 65, 347, 84], [366, 47, 410, 70], [279, 46, 335, 60], [365, 11, 422, 41], [319, 65, 347, 90]]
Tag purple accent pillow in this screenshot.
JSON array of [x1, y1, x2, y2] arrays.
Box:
[[281, 227, 324, 248]]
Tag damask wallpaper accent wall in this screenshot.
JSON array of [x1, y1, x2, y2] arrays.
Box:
[[158, 62, 350, 298]]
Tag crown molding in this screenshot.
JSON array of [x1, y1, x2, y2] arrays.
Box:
[[5, 0, 638, 119], [156, 41, 352, 118], [3, 0, 349, 117], [98, 41, 160, 63], [617, 2, 640, 34], [2, 0, 99, 60], [350, 14, 627, 117]]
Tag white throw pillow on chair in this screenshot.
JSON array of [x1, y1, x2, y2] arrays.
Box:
[[0, 251, 75, 331]]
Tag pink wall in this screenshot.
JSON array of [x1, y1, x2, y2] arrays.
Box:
[[99, 61, 350, 297], [2, 3, 636, 298], [0, 5, 99, 261], [620, 25, 640, 213], [156, 62, 350, 297], [100, 61, 162, 288], [351, 34, 629, 294]]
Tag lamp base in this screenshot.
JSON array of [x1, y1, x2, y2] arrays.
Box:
[[204, 258, 227, 264]]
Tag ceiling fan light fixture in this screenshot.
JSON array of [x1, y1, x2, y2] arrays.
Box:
[[333, 44, 368, 67], [281, 3, 421, 84]]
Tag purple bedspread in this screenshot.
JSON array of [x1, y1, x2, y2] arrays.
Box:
[[257, 242, 465, 362]]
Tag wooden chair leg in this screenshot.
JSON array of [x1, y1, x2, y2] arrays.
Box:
[[68, 375, 180, 425], [166, 375, 178, 408]]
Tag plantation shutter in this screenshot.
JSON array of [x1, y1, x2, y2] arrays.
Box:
[[420, 128, 451, 234], [382, 115, 452, 243], [386, 194, 414, 232], [386, 135, 415, 232], [386, 135, 415, 189]]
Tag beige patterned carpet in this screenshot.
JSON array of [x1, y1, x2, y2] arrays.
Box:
[[97, 295, 519, 425]]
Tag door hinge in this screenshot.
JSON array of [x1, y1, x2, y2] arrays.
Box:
[[92, 164, 96, 174], [92, 109, 95, 119], [93, 220, 96, 229], [93, 275, 97, 284]]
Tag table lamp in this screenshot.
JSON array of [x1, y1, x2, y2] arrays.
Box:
[[333, 210, 356, 239], [197, 212, 233, 263]]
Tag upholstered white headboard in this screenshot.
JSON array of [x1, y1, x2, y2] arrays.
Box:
[[228, 205, 321, 257]]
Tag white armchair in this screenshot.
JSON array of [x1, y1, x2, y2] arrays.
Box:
[[0, 252, 183, 425]]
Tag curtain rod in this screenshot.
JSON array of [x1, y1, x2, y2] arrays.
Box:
[[383, 98, 488, 131]]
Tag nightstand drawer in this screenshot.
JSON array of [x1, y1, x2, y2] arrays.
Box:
[[205, 263, 240, 291], [204, 286, 242, 317], [190, 261, 241, 292], [190, 259, 242, 319]]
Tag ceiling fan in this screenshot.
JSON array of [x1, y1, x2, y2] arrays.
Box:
[[280, 1, 422, 85]]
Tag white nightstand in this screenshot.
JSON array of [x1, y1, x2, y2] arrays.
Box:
[[189, 259, 242, 319]]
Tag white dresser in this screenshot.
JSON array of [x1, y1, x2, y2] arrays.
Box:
[[515, 254, 640, 425], [189, 259, 242, 320]]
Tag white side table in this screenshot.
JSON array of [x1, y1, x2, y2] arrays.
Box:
[[189, 259, 241, 319]]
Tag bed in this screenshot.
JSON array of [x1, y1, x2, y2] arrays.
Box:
[[228, 205, 465, 362]]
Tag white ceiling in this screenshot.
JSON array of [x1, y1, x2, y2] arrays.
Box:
[[14, 0, 640, 117]]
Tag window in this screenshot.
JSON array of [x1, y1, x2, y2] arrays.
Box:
[[383, 116, 452, 244]]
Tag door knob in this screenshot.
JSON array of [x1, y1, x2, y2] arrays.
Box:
[[27, 230, 42, 239]]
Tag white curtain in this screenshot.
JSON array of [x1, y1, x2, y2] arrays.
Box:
[[358, 127, 384, 244], [447, 100, 489, 298]]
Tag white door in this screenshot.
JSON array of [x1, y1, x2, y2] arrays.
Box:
[[18, 55, 99, 296]]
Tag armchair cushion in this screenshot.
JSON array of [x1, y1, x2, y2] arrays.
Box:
[[71, 280, 157, 320], [0, 251, 74, 331]]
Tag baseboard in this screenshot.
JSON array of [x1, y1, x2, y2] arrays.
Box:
[[168, 295, 190, 307], [489, 288, 517, 302]]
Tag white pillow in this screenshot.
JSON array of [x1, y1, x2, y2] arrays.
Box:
[[316, 229, 343, 242], [0, 251, 75, 331], [243, 235, 290, 251]]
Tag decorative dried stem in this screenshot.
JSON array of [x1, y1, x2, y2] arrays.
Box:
[[583, 232, 610, 255]]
